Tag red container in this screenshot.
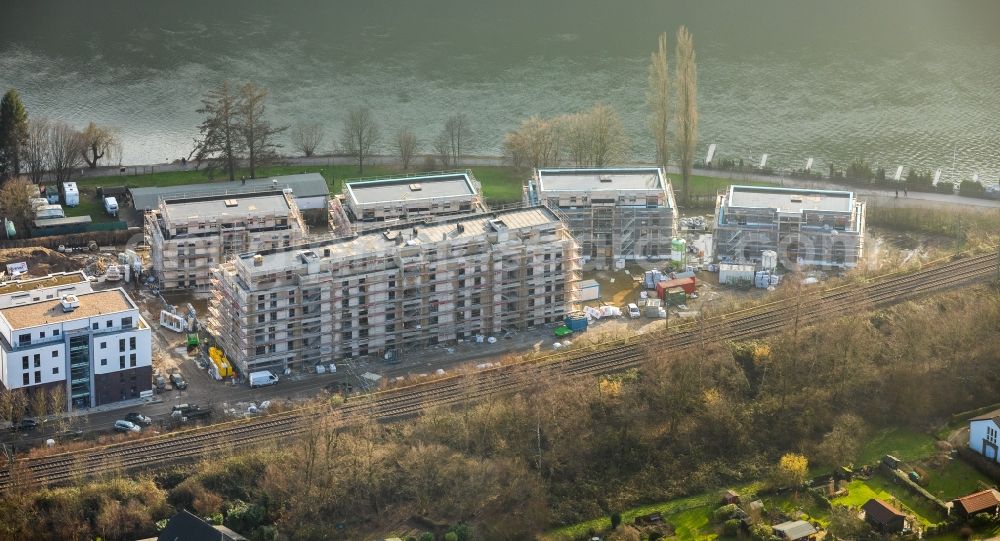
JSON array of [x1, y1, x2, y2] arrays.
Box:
[[658, 277, 696, 296]]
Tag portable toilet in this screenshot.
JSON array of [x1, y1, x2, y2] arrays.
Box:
[[62, 182, 80, 207], [671, 238, 687, 262]]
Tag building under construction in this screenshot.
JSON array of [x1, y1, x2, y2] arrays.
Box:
[[329, 171, 486, 235], [525, 167, 677, 268], [713, 185, 866, 268], [146, 191, 307, 291], [207, 206, 580, 375]]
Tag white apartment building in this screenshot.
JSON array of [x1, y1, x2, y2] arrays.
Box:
[[0, 272, 152, 410], [208, 207, 580, 375], [146, 191, 307, 291]]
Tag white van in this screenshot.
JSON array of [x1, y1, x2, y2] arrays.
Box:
[[627, 303, 641, 318], [249, 370, 278, 388], [104, 196, 119, 216]]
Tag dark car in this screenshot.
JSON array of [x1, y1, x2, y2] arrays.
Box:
[[125, 412, 152, 426], [170, 373, 187, 390], [153, 375, 167, 392], [9, 419, 38, 432]]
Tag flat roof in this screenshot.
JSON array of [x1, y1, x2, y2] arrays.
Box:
[[0, 272, 88, 297], [727, 185, 854, 213], [537, 167, 665, 192], [243, 206, 561, 273], [131, 173, 329, 210], [0, 289, 133, 329], [162, 193, 292, 223], [345, 172, 477, 206]]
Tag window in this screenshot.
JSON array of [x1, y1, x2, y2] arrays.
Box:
[[34, 371, 40, 384], [100, 341, 107, 349], [18, 333, 30, 345], [39, 331, 45, 339], [289, 309, 295, 317], [92, 322, 98, 330], [52, 350, 58, 358], [119, 356, 125, 369], [53, 329, 59, 336], [22, 373, 29, 386], [52, 367, 59, 375], [130, 337, 136, 350], [21, 356, 28, 370], [34, 354, 40, 368], [101, 359, 107, 366], [106, 320, 113, 328], [122, 317, 132, 328], [119, 338, 126, 350], [258, 314, 265, 323], [130, 353, 137, 367]]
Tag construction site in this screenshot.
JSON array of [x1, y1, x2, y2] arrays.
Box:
[[713, 185, 866, 269], [145, 190, 308, 292], [207, 206, 581, 375], [525, 167, 678, 269]]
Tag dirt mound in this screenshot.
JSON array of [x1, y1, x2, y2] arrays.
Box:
[[0, 247, 76, 276]]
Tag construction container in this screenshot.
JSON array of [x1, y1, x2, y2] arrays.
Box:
[[665, 287, 687, 306], [578, 279, 600, 301], [719, 263, 755, 285], [554, 326, 573, 337], [761, 250, 778, 271], [644, 298, 663, 317], [658, 276, 696, 295], [563, 311, 589, 332]]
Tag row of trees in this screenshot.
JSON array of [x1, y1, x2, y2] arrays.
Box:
[[502, 26, 699, 203], [338, 107, 472, 175], [0, 88, 120, 184]]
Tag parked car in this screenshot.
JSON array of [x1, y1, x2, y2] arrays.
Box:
[[170, 373, 187, 390], [9, 419, 38, 432], [627, 303, 641, 318], [153, 375, 167, 392], [125, 412, 152, 426], [113, 420, 140, 433]]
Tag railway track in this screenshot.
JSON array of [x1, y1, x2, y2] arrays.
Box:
[[1, 251, 995, 491]]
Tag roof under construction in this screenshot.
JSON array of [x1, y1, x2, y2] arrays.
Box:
[[536, 167, 665, 192], [345, 172, 477, 205], [726, 185, 854, 214]]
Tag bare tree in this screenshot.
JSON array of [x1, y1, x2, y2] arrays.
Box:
[[394, 127, 418, 170], [237, 82, 287, 178], [441, 114, 471, 167], [564, 104, 629, 167], [48, 120, 84, 183], [23, 117, 49, 184], [647, 31, 671, 170], [79, 122, 120, 169], [1, 178, 37, 235], [340, 106, 380, 175], [503, 115, 564, 170], [191, 80, 241, 181], [674, 26, 698, 205], [432, 131, 452, 168], [29, 388, 47, 420], [290, 120, 325, 157]]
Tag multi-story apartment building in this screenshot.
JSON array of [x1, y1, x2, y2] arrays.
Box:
[[0, 272, 152, 410], [208, 207, 580, 375], [146, 191, 307, 291], [333, 171, 486, 233], [525, 167, 678, 268], [713, 185, 866, 268]]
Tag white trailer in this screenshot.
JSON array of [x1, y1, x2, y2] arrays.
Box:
[[249, 370, 278, 388], [104, 196, 119, 216], [719, 263, 756, 285], [63, 182, 80, 207]]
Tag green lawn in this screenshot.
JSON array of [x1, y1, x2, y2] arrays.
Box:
[[858, 428, 938, 465], [670, 506, 718, 541], [764, 491, 831, 527], [63, 198, 117, 223], [669, 173, 778, 196], [919, 458, 995, 501], [832, 476, 947, 526]]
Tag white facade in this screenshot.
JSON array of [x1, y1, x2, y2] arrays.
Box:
[[970, 413, 1000, 462], [0, 275, 152, 409]]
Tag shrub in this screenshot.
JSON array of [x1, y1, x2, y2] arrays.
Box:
[[445, 533, 458, 541], [610, 512, 622, 529], [225, 499, 267, 534], [419, 533, 435, 541], [936, 181, 955, 194], [724, 518, 742, 536], [959, 180, 986, 197], [750, 522, 773, 541], [713, 503, 740, 522]]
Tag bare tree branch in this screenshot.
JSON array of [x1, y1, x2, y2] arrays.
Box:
[[290, 121, 325, 157], [340, 106, 380, 175], [394, 127, 418, 170]]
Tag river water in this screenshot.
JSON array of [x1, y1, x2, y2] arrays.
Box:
[[1, 0, 998, 183]]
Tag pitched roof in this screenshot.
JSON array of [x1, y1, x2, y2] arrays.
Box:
[[953, 489, 1000, 515], [971, 408, 1000, 427], [773, 520, 818, 540], [863, 499, 906, 524]]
